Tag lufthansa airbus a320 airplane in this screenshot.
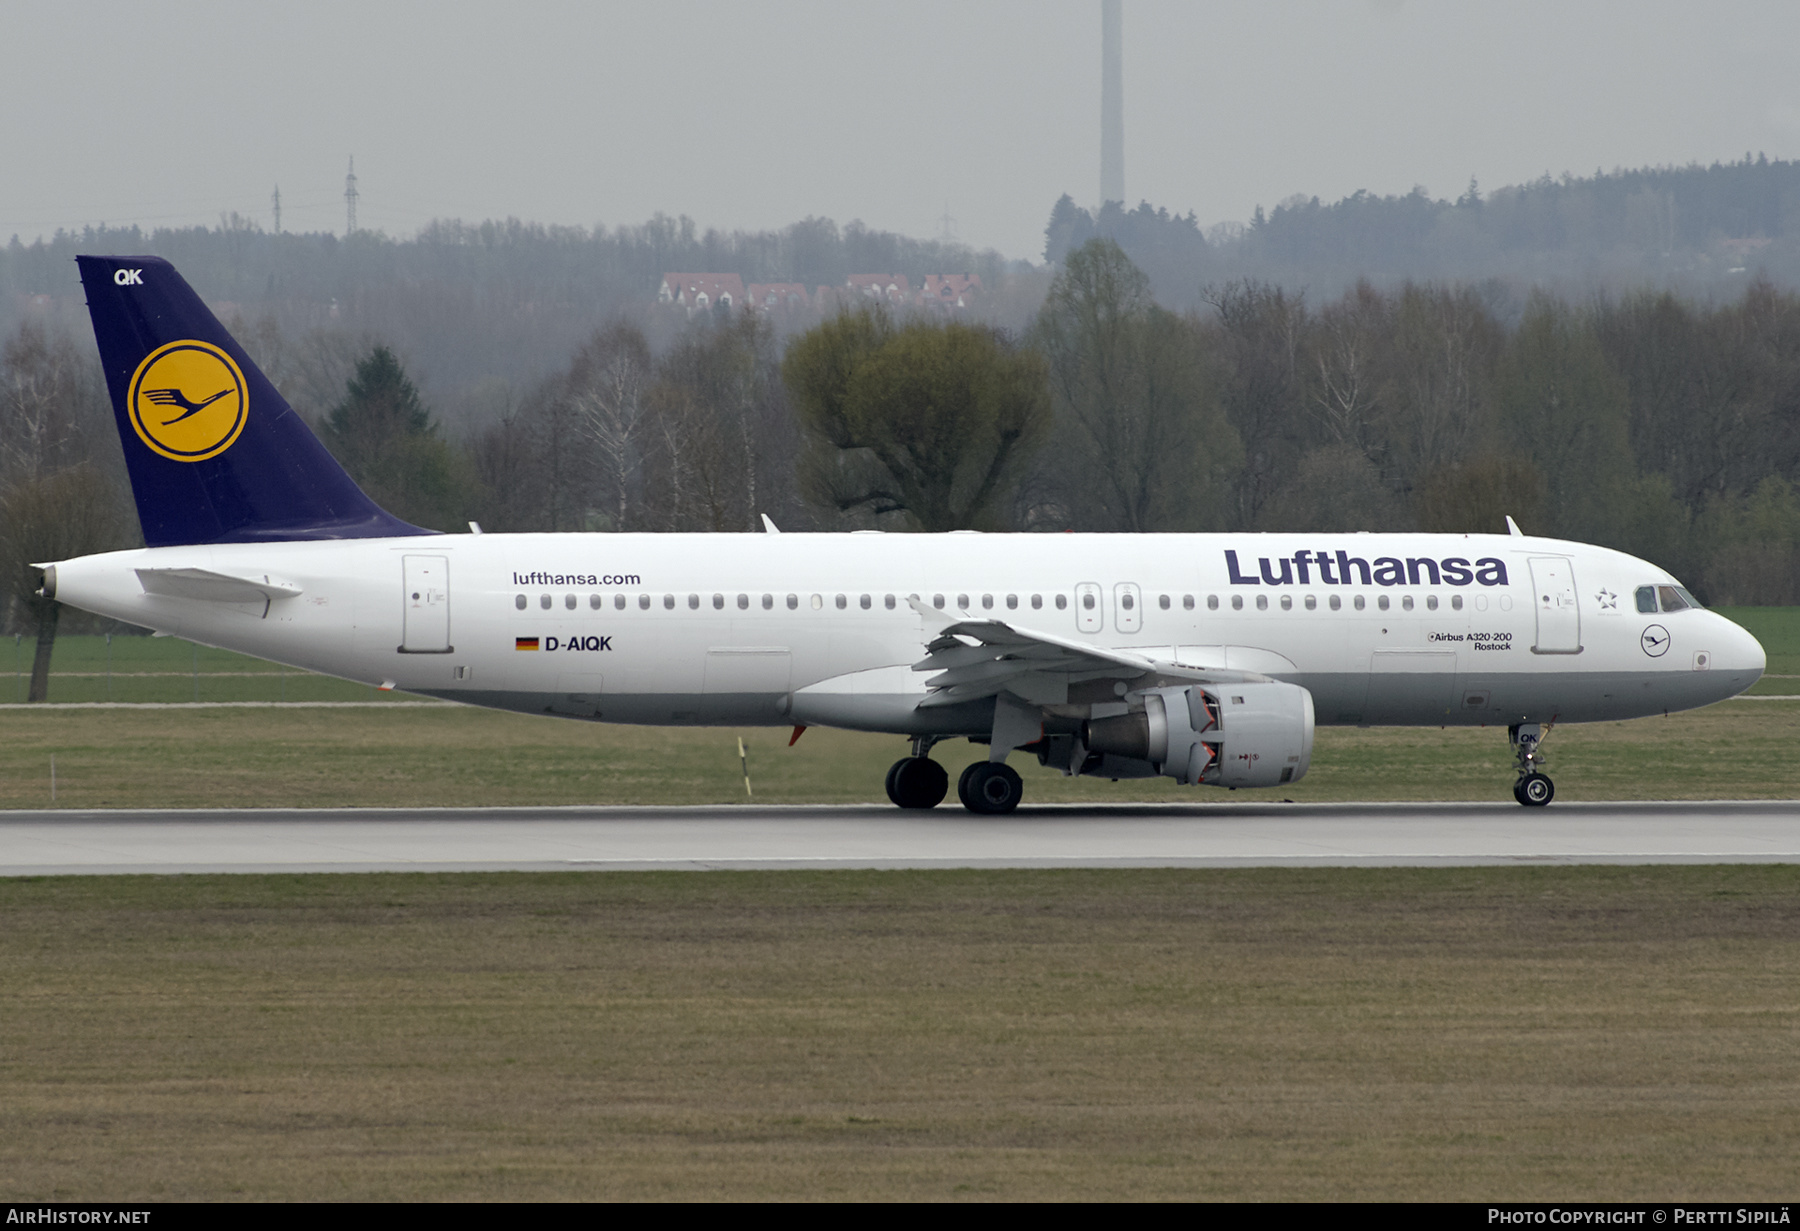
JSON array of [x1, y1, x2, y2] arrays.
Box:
[[42, 256, 1766, 812]]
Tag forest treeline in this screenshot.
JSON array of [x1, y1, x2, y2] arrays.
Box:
[[6, 238, 1800, 632], [10, 157, 1800, 429], [0, 214, 1028, 428], [1048, 154, 1800, 308]]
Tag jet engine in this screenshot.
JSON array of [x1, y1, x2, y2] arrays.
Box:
[[1044, 680, 1315, 789]]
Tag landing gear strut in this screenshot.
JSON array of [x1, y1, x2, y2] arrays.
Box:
[[1509, 723, 1555, 807], [885, 736, 948, 810]]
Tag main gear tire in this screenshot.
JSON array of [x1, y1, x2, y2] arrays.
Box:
[[958, 762, 1024, 814], [891, 757, 948, 810]]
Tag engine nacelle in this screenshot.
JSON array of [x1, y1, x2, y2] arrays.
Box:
[[1069, 680, 1314, 789]]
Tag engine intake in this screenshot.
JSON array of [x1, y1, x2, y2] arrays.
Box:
[[1075, 681, 1314, 788]]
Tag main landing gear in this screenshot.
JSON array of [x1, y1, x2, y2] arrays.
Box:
[[883, 737, 1024, 814], [885, 736, 949, 809], [1509, 723, 1555, 807], [957, 761, 1023, 814]]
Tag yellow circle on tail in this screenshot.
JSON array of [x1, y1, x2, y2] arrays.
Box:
[[127, 341, 249, 462]]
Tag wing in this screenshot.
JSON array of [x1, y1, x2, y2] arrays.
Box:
[[907, 598, 1268, 708]]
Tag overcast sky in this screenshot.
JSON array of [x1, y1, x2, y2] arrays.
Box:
[[6, 1, 1800, 262]]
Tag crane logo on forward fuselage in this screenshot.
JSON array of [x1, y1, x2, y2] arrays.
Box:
[[126, 340, 248, 462]]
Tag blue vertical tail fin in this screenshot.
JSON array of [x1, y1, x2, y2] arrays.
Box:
[[77, 255, 430, 546]]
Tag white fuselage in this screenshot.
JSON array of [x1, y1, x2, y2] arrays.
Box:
[[47, 530, 1765, 733]]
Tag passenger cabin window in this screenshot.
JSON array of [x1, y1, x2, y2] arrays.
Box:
[[763, 594, 774, 610], [1082, 593, 1095, 610], [810, 594, 823, 609], [981, 594, 993, 609], [589, 594, 602, 610], [787, 594, 799, 610], [1451, 595, 1463, 611], [565, 594, 577, 610], [713, 594, 725, 610], [738, 594, 749, 610], [664, 594, 676, 610], [860, 594, 871, 610], [639, 594, 651, 610], [1305, 595, 1316, 610], [1055, 594, 1067, 610], [958, 594, 970, 609], [540, 594, 552, 610], [1006, 595, 1018, 610], [1354, 595, 1366, 611], [1231, 595, 1244, 611], [1158, 594, 1170, 610], [1280, 595, 1292, 611], [688, 594, 700, 610], [1329, 595, 1342, 611], [1184, 595, 1195, 610], [835, 594, 847, 610], [933, 594, 945, 609], [1207, 595, 1219, 610], [1031, 595, 1043, 609], [1426, 595, 1438, 611], [615, 594, 627, 610], [515, 594, 527, 610], [884, 595, 896, 610], [1256, 595, 1268, 611], [1377, 595, 1390, 612]]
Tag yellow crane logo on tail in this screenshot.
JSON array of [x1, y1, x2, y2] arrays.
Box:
[[127, 340, 248, 461]]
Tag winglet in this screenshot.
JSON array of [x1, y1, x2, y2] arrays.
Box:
[[1505, 515, 1524, 537], [761, 514, 780, 534]]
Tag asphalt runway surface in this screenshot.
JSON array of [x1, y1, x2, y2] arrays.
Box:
[[1, 800, 1798, 875]]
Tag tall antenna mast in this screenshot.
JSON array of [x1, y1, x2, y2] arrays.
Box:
[[271, 185, 281, 234], [344, 157, 359, 235], [1100, 0, 1124, 208]]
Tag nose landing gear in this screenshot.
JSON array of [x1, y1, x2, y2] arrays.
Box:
[[1509, 723, 1555, 807]]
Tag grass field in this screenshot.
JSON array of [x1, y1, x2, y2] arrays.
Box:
[[0, 699, 1798, 808], [3, 611, 1795, 1201], [1, 866, 1795, 1201]]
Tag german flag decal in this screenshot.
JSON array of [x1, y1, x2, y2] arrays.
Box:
[[515, 637, 540, 651]]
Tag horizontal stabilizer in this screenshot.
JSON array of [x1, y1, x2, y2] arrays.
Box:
[[135, 567, 302, 604]]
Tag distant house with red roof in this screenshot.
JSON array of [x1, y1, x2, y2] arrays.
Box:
[[746, 282, 811, 313], [919, 274, 982, 310], [658, 273, 747, 316], [846, 274, 911, 305]]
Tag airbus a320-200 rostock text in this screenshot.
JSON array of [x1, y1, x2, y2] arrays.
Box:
[[42, 256, 1766, 812]]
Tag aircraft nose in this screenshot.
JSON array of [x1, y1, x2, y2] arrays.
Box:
[[1707, 613, 1766, 685]]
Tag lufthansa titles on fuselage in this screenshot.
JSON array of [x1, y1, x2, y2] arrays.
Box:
[[511, 570, 641, 587], [1224, 549, 1510, 588]]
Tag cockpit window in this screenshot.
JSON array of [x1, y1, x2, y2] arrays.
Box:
[[1642, 584, 1703, 613]]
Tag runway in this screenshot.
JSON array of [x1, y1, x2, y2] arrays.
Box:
[[1, 800, 1798, 874]]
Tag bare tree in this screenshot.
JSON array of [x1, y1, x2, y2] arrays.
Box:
[[568, 322, 653, 532], [1034, 240, 1238, 532], [0, 467, 125, 700]]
